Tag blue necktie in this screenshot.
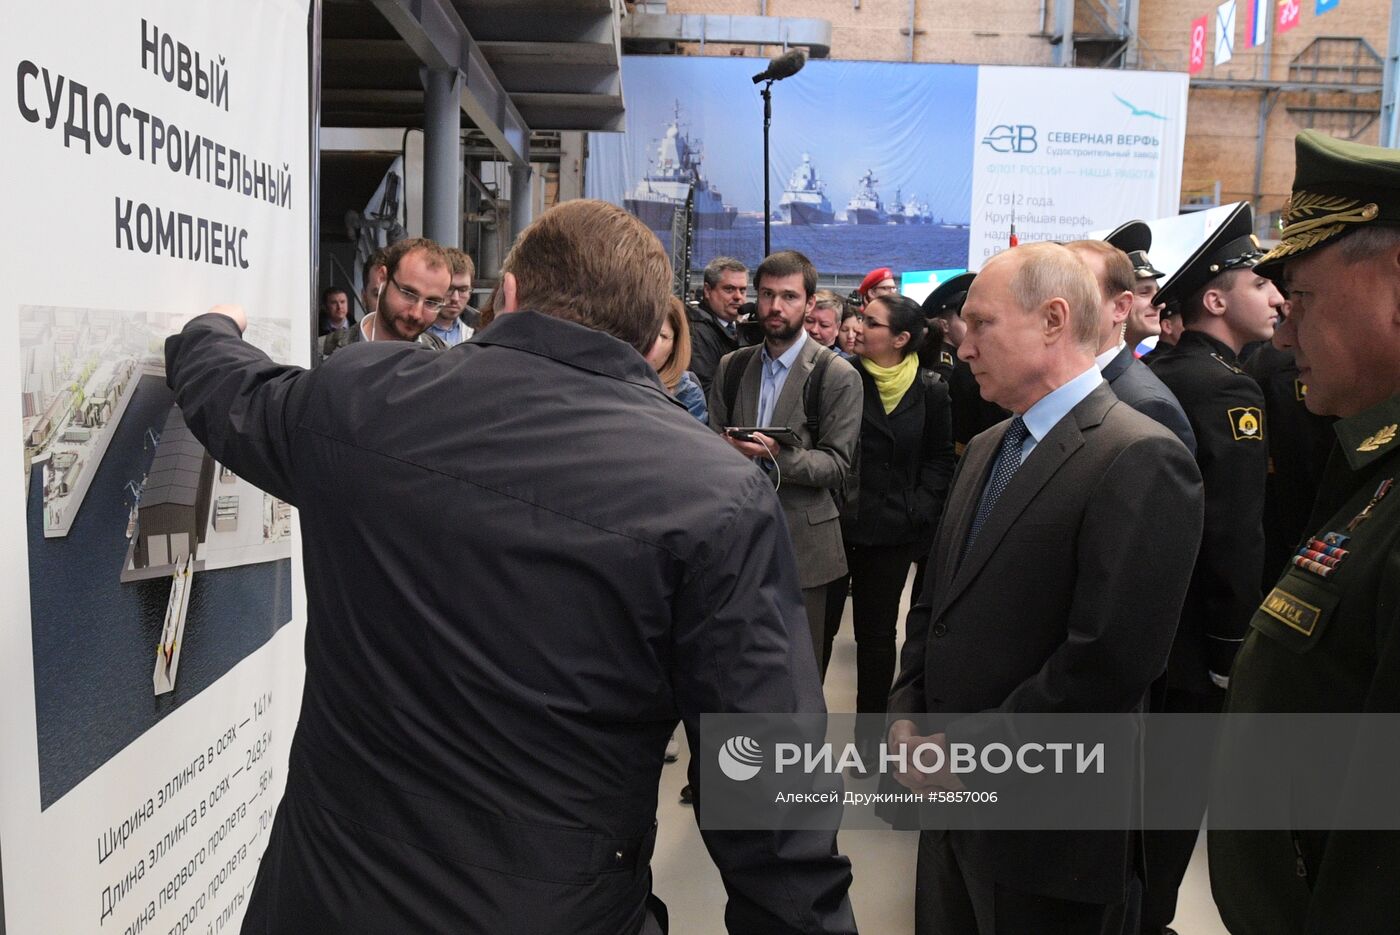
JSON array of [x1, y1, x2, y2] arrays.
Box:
[[962, 416, 1029, 562]]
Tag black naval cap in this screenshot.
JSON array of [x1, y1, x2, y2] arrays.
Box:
[[1255, 129, 1400, 282], [1153, 202, 1262, 311], [920, 271, 976, 319], [1104, 220, 1165, 280]]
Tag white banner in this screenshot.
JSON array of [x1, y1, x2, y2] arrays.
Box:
[[969, 66, 1189, 268], [1, 2, 310, 933]]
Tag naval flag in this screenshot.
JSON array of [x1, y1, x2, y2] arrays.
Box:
[[1216, 0, 1237, 65], [1188, 14, 1209, 74], [1246, 0, 1269, 46]]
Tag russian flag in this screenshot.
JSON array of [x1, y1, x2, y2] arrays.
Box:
[[1246, 0, 1268, 46]]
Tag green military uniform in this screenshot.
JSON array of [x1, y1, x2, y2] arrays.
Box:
[[1209, 129, 1400, 934], [1210, 396, 1400, 934]]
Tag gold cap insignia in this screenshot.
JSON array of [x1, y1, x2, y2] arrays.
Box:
[[1358, 423, 1397, 453], [1229, 406, 1264, 441], [1257, 191, 1381, 268]]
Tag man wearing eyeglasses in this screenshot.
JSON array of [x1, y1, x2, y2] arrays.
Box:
[[320, 238, 449, 361], [426, 247, 477, 348]]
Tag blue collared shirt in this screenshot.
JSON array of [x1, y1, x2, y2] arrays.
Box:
[[1016, 364, 1105, 463], [427, 319, 471, 348], [757, 330, 808, 426]]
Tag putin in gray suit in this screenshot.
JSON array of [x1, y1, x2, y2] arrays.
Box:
[[887, 243, 1204, 934]]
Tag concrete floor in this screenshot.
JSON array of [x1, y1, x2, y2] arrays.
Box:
[[651, 573, 1231, 934]]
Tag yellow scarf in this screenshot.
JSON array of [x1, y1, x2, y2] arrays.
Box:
[[862, 354, 919, 414]]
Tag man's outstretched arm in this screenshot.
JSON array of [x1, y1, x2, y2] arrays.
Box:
[[165, 307, 311, 507]]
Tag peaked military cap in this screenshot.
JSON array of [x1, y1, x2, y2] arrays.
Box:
[[919, 271, 976, 319], [1105, 220, 1165, 279], [1255, 130, 1400, 281], [1154, 202, 1261, 310]]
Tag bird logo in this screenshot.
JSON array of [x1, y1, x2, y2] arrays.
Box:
[[1113, 93, 1167, 121]]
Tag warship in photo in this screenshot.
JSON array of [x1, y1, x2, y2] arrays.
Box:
[[625, 104, 738, 231], [889, 188, 910, 225], [901, 193, 932, 225], [778, 153, 835, 226], [845, 170, 888, 225]]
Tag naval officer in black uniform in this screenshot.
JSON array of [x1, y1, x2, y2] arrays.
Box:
[[1141, 202, 1283, 935], [1210, 129, 1400, 935]]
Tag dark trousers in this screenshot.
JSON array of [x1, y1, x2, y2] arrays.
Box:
[[917, 832, 1139, 935], [1140, 685, 1224, 932], [802, 584, 829, 680], [821, 544, 914, 734]]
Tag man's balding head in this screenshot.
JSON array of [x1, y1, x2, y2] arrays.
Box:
[[500, 200, 670, 354], [957, 244, 1100, 413]]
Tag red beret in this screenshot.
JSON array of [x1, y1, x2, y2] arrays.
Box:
[[858, 267, 894, 296]]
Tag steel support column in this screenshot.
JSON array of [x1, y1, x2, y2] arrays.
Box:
[[510, 160, 533, 242], [421, 68, 463, 247], [1054, 0, 1076, 66], [1252, 90, 1279, 220]]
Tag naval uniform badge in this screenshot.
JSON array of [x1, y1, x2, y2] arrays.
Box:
[[1229, 406, 1265, 441], [940, 350, 955, 368], [1358, 423, 1397, 452]]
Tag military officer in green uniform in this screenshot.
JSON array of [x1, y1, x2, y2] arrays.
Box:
[[1141, 202, 1283, 935], [1209, 130, 1400, 935]]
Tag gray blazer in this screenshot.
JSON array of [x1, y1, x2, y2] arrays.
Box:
[[889, 382, 1204, 903], [708, 337, 863, 589], [1102, 345, 1197, 455]]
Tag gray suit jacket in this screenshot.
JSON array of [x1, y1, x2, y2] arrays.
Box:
[[708, 337, 863, 588], [889, 382, 1204, 903], [1102, 345, 1196, 455]]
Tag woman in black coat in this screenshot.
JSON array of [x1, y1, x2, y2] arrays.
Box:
[[822, 293, 955, 761]]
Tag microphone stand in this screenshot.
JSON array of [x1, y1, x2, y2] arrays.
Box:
[[762, 79, 774, 258]]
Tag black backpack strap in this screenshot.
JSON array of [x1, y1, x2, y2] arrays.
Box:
[[721, 345, 762, 423], [803, 348, 836, 442]]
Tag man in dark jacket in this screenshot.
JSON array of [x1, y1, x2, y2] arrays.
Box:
[[1067, 239, 1196, 455], [165, 200, 856, 935], [686, 256, 749, 393], [1142, 202, 1281, 935]]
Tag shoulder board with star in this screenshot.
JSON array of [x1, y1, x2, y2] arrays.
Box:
[[1210, 352, 1245, 375]]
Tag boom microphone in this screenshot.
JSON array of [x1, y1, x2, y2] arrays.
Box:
[[752, 49, 806, 84]]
